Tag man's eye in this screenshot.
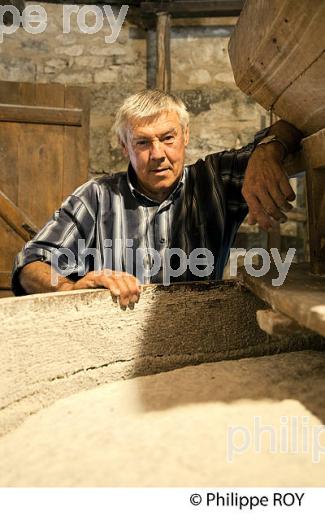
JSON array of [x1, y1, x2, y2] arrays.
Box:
[[136, 140, 149, 146], [163, 135, 175, 142]]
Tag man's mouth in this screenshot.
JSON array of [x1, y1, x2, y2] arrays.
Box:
[[151, 167, 170, 173]]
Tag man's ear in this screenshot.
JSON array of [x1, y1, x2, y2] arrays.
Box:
[[119, 137, 129, 158]]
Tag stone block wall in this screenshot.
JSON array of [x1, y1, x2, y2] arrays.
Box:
[[0, 3, 268, 175]]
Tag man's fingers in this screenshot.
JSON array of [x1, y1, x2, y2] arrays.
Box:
[[105, 278, 121, 298], [266, 179, 292, 212], [244, 180, 294, 230], [256, 188, 287, 222], [122, 274, 142, 305], [113, 275, 133, 307], [247, 212, 257, 225], [280, 201, 293, 212], [279, 174, 296, 202], [245, 194, 274, 230], [94, 270, 141, 308], [111, 272, 141, 308]]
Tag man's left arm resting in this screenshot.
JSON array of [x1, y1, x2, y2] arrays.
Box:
[[242, 120, 304, 231]]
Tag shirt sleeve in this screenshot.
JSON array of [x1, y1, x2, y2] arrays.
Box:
[[11, 180, 98, 296]]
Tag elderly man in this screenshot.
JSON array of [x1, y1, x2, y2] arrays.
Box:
[[12, 89, 302, 307]]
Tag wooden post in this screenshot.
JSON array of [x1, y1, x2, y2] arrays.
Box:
[[267, 222, 281, 253], [155, 12, 171, 91], [302, 128, 325, 275]]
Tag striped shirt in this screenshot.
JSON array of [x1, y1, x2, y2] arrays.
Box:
[[12, 128, 268, 295]]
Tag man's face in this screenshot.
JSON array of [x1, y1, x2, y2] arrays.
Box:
[[121, 111, 189, 202]]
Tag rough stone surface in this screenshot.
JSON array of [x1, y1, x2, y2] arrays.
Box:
[[1, 281, 322, 437], [0, 2, 267, 174], [1, 350, 325, 486]]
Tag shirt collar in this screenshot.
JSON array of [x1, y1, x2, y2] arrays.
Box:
[[126, 163, 187, 206]]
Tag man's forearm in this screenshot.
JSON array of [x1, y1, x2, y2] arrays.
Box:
[[19, 261, 142, 307], [19, 261, 74, 294]]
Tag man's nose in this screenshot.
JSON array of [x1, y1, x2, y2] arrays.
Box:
[[150, 139, 165, 160]]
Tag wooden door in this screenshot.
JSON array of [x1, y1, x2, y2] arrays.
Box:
[[0, 81, 90, 297]]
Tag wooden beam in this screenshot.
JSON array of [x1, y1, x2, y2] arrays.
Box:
[[267, 222, 281, 253], [141, 1, 243, 17], [38, 0, 141, 4], [171, 16, 238, 27], [303, 128, 325, 275], [0, 190, 38, 241], [0, 104, 83, 127], [156, 12, 171, 91], [256, 309, 306, 337], [240, 263, 325, 338], [303, 128, 325, 170], [285, 208, 306, 223], [283, 150, 306, 178]]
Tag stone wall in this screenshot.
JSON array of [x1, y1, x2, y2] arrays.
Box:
[[0, 2, 268, 174]]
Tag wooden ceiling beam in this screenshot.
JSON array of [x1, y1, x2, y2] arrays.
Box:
[[140, 1, 244, 17], [38, 1, 141, 4]]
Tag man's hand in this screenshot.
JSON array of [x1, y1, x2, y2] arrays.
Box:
[[19, 262, 142, 308], [60, 270, 142, 309], [242, 141, 295, 231]]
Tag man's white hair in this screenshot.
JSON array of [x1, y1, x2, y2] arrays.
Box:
[[113, 89, 190, 144]]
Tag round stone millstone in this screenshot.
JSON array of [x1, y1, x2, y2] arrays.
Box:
[[1, 352, 325, 487]]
